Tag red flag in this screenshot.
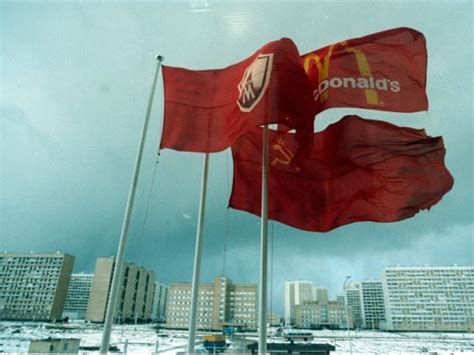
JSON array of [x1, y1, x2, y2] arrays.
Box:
[[301, 27, 428, 114], [229, 116, 453, 232], [160, 38, 315, 153]]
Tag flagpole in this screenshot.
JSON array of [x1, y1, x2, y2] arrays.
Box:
[[100, 55, 163, 354], [259, 125, 269, 354], [187, 152, 210, 354]]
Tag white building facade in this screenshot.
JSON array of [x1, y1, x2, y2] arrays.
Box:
[[284, 281, 327, 325], [294, 300, 350, 329], [359, 280, 386, 329], [344, 283, 363, 329], [382, 265, 474, 331], [152, 282, 169, 322], [63, 273, 93, 319], [166, 276, 257, 330]]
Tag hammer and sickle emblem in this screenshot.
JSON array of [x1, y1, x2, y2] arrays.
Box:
[[271, 137, 294, 167]]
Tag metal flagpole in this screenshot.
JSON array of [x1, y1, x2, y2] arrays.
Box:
[[100, 55, 164, 354], [187, 152, 210, 354], [258, 125, 270, 354]]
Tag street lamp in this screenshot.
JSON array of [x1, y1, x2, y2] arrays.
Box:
[[343, 276, 353, 355]]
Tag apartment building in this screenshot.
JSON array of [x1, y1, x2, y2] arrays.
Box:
[[382, 265, 474, 331], [314, 287, 329, 303], [359, 280, 386, 329], [166, 276, 257, 330], [0, 252, 74, 321], [267, 312, 281, 326], [344, 283, 363, 329], [152, 282, 169, 322], [86, 257, 155, 323], [63, 273, 93, 319], [294, 300, 350, 329], [284, 280, 316, 325]]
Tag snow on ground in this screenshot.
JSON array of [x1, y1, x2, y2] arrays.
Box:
[[1, 321, 474, 354], [0, 322, 187, 354]]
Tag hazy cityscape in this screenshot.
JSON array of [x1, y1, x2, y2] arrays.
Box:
[[0, 252, 473, 352]]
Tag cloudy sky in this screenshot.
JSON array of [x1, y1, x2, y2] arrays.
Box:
[[1, 1, 472, 314]]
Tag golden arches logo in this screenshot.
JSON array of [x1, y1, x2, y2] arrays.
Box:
[[340, 41, 379, 105], [303, 44, 336, 102], [303, 42, 388, 106]]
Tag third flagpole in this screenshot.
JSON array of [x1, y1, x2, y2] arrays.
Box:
[[187, 152, 210, 354], [259, 125, 269, 354]]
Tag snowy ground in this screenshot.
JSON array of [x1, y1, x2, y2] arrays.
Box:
[[1, 321, 474, 354]]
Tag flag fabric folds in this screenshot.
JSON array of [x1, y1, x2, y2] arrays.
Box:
[[229, 116, 453, 232], [160, 38, 315, 153], [301, 27, 428, 114]]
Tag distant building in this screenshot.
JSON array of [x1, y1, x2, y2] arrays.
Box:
[[85, 257, 155, 323], [0, 252, 74, 321], [166, 282, 213, 330], [267, 312, 281, 326], [28, 338, 80, 354], [166, 276, 257, 331], [294, 299, 350, 329], [359, 280, 386, 329], [63, 273, 93, 319], [382, 265, 474, 332], [152, 282, 169, 322], [344, 283, 363, 329], [284, 281, 316, 325], [314, 287, 329, 303]]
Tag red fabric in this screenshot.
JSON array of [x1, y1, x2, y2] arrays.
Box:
[[301, 27, 428, 114], [229, 116, 453, 232], [160, 38, 315, 153]]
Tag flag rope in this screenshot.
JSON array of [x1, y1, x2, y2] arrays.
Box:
[[134, 151, 161, 262], [133, 150, 161, 315]]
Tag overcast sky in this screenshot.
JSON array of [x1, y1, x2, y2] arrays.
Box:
[[1, 1, 472, 315]]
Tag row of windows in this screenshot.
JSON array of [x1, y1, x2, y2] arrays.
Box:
[[392, 316, 472, 322], [0, 258, 63, 263], [171, 289, 212, 294], [230, 308, 255, 313], [385, 269, 472, 273], [391, 308, 473, 315], [170, 295, 213, 300], [4, 304, 52, 310], [386, 284, 473, 290]]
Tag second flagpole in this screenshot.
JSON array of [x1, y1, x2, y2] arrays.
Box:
[[259, 125, 270, 354], [187, 152, 210, 354]]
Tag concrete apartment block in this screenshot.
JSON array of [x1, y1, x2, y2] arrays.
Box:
[[382, 265, 474, 332], [166, 276, 257, 331], [0, 252, 74, 321], [86, 257, 155, 323]]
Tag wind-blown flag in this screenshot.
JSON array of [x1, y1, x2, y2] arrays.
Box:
[[160, 38, 315, 153], [301, 27, 428, 114], [229, 116, 453, 232]]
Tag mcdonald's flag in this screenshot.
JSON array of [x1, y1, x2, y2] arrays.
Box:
[[160, 38, 315, 153], [229, 116, 453, 232], [301, 27, 428, 114]]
